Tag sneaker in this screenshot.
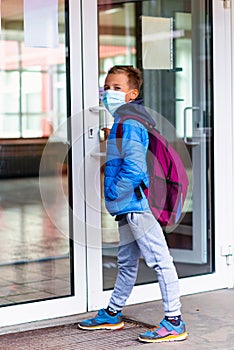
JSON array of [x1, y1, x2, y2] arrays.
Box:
[[138, 318, 188, 343], [77, 308, 124, 330]]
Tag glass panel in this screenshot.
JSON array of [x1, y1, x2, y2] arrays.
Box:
[[0, 0, 73, 306], [98, 0, 213, 290]]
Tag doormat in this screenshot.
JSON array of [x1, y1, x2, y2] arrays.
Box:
[[0, 318, 150, 350]]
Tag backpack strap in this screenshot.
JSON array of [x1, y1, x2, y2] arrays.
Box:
[[116, 115, 150, 199], [116, 115, 152, 153]]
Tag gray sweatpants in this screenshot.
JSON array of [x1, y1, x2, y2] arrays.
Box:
[[108, 211, 181, 317]]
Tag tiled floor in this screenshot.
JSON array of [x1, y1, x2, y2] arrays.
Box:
[[0, 258, 71, 306], [0, 176, 71, 306]]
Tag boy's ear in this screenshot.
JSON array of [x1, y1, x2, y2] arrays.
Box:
[[130, 88, 139, 100]]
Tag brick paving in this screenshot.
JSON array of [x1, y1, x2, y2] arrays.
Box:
[[0, 319, 148, 350]]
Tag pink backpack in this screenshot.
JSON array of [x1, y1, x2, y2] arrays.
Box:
[[116, 115, 189, 228]]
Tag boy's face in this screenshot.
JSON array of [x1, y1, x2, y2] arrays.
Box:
[[104, 73, 139, 102]]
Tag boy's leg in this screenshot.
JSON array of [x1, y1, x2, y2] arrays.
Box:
[[78, 216, 140, 330], [108, 216, 141, 311], [125, 212, 188, 342], [126, 211, 181, 315]]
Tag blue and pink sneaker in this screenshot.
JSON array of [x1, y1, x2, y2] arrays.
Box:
[[138, 318, 188, 343], [77, 308, 124, 330]]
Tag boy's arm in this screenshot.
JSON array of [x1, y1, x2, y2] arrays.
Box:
[[106, 121, 148, 200]]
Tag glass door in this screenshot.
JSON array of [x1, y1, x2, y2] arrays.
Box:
[[97, 0, 211, 267], [0, 0, 86, 327], [84, 0, 232, 311]]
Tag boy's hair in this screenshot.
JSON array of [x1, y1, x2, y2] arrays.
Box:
[[107, 65, 143, 91]]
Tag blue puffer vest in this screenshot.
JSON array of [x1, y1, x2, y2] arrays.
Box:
[[104, 99, 156, 216]]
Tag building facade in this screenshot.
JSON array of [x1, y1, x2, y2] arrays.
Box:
[[0, 0, 233, 329]]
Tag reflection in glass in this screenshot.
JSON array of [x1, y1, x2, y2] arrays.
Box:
[[98, 0, 213, 290], [0, 0, 72, 307]]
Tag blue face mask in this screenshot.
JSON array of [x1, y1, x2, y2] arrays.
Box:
[[102, 90, 126, 116]]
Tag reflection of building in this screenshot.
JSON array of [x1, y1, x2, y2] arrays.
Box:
[[0, 0, 233, 332], [0, 41, 66, 138]]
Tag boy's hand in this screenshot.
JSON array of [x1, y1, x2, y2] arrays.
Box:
[[101, 127, 110, 141]]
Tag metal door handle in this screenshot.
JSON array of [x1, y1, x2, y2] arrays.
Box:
[[183, 106, 200, 145], [90, 152, 106, 159], [89, 105, 107, 142], [89, 106, 106, 113]]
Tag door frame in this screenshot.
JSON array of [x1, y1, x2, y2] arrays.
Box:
[[1, 0, 233, 329]]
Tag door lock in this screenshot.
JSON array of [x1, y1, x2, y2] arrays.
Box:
[[88, 127, 94, 138]]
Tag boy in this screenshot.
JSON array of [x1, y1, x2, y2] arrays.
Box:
[[78, 66, 188, 343]]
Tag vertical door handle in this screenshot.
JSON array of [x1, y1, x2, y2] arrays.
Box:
[[183, 106, 200, 145]]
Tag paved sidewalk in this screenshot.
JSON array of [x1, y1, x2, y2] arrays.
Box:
[[124, 288, 234, 350], [0, 288, 234, 349]]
